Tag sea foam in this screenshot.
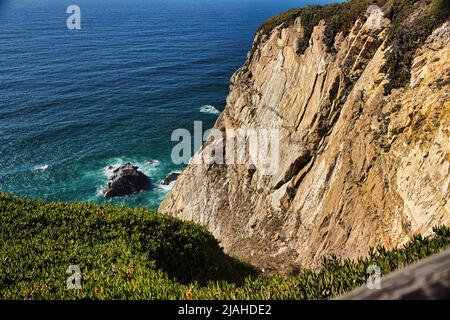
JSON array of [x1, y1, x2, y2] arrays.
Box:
[[33, 164, 49, 171], [200, 105, 220, 115], [101, 157, 162, 184], [160, 181, 176, 191], [159, 170, 181, 191]]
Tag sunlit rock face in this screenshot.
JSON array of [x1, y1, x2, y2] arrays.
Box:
[[160, 7, 450, 272]]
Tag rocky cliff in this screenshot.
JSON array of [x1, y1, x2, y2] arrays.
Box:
[[160, 0, 450, 272]]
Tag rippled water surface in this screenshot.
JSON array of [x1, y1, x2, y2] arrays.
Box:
[[0, 0, 330, 209]]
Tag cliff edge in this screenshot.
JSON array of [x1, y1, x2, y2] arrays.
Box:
[[160, 0, 450, 272]]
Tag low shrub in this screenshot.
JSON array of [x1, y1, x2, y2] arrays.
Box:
[[0, 193, 255, 299], [382, 0, 450, 93], [1, 193, 449, 299], [257, 1, 388, 54], [257, 0, 449, 91]]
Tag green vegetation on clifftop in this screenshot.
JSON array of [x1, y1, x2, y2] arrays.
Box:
[[0, 193, 255, 299], [382, 0, 450, 93], [256, 0, 449, 90], [257, 0, 388, 54], [1, 193, 449, 299]]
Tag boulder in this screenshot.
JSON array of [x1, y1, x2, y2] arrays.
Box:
[[162, 172, 180, 186], [103, 163, 150, 198]]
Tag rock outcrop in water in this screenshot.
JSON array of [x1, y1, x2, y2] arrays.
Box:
[[160, 1, 450, 272], [162, 172, 181, 186], [104, 163, 149, 198]]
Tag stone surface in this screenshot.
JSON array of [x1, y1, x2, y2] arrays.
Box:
[[160, 9, 450, 272], [103, 163, 150, 198], [162, 172, 181, 186], [338, 249, 450, 300]]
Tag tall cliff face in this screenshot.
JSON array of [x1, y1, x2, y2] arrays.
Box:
[[160, 3, 450, 272]]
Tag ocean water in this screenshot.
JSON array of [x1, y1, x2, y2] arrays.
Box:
[[0, 0, 331, 209]]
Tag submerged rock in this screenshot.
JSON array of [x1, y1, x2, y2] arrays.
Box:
[[162, 172, 180, 186], [103, 163, 150, 198]]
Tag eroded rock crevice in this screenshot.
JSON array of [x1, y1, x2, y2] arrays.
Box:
[[160, 7, 450, 271]]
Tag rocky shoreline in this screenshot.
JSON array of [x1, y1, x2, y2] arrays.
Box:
[[103, 163, 150, 198]]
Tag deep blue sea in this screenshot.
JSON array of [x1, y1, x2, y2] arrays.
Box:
[[0, 0, 332, 209]]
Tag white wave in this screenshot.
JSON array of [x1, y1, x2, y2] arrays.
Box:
[[102, 158, 124, 178], [159, 181, 176, 191], [159, 170, 181, 191], [145, 159, 161, 167], [200, 105, 220, 115], [137, 160, 161, 177], [34, 164, 49, 171], [96, 187, 105, 197], [101, 157, 162, 183]]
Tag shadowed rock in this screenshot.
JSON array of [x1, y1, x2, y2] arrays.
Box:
[[103, 163, 150, 198], [162, 172, 180, 186], [159, 8, 450, 272]]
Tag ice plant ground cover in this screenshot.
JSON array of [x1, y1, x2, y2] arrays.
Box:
[[1, 193, 449, 300]]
